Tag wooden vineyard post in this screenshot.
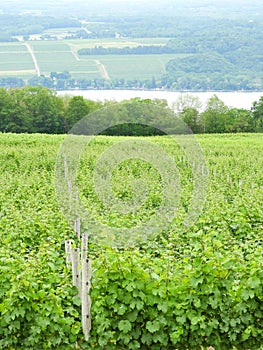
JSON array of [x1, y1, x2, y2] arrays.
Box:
[[227, 174, 232, 187], [81, 234, 92, 341], [65, 233, 92, 341], [81, 234, 88, 261], [72, 248, 81, 297], [81, 257, 92, 340], [65, 239, 73, 268], [213, 168, 217, 178], [74, 216, 81, 240]]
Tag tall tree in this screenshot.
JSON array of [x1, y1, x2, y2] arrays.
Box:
[[0, 88, 13, 132], [226, 108, 253, 133], [251, 96, 263, 132], [200, 95, 229, 133], [9, 86, 65, 133], [173, 94, 202, 133], [65, 96, 101, 131], [173, 94, 202, 114]]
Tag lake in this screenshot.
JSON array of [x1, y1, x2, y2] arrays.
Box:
[[57, 89, 263, 110]]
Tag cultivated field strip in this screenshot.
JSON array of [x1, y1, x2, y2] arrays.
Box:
[[0, 40, 182, 80], [0, 52, 35, 71]]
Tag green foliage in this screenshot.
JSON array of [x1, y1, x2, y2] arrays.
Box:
[[0, 245, 80, 349], [0, 14, 80, 38], [1, 88, 263, 135], [166, 53, 234, 75], [0, 133, 263, 349], [65, 95, 102, 131], [174, 94, 260, 134], [251, 96, 263, 131], [0, 133, 80, 348], [0, 86, 103, 134]]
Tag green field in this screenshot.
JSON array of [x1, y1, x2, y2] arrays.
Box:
[[30, 41, 71, 52], [0, 53, 35, 73], [0, 43, 28, 52], [0, 39, 186, 81], [95, 54, 182, 80], [0, 43, 35, 76], [0, 132, 262, 349]]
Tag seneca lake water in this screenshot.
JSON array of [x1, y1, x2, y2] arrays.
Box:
[[57, 90, 263, 110]]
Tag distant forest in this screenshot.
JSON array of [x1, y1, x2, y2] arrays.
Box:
[[0, 86, 263, 134], [0, 0, 263, 91]]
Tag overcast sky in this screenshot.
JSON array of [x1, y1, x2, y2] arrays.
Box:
[[1, 0, 262, 17]]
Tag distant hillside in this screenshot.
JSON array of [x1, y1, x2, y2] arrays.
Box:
[[0, 0, 262, 91], [1, 0, 263, 18]]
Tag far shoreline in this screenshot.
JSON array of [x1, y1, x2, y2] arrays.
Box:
[[56, 89, 263, 110]]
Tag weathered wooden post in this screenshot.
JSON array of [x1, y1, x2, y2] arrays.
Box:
[[81, 257, 92, 340], [81, 234, 92, 341], [65, 233, 92, 341], [72, 248, 81, 297], [74, 217, 81, 240], [65, 239, 74, 269]]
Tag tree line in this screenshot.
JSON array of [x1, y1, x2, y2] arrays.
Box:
[[2, 74, 262, 92], [0, 87, 102, 134], [0, 86, 262, 135], [0, 76, 159, 92], [0, 14, 80, 41], [173, 94, 263, 133], [78, 45, 177, 56]]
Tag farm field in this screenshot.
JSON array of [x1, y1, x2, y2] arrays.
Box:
[[0, 132, 262, 349], [81, 54, 178, 80], [0, 43, 35, 78], [0, 39, 184, 81]]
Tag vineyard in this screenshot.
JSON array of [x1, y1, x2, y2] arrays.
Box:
[[0, 132, 263, 349], [0, 40, 175, 81]]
